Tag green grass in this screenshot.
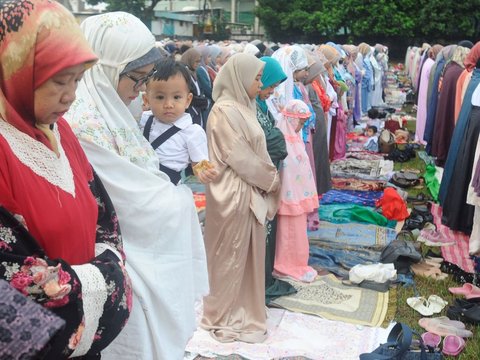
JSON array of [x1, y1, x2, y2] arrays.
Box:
[[391, 115, 480, 359]]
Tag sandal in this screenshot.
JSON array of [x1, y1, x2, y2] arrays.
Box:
[[448, 283, 480, 299], [427, 295, 448, 313], [411, 262, 448, 280], [442, 335, 466, 356], [407, 296, 434, 316], [419, 316, 473, 337], [407, 193, 432, 206], [403, 213, 427, 231], [421, 332, 441, 349], [412, 204, 432, 216]]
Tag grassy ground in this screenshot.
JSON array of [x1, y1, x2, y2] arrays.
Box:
[[392, 108, 480, 359]]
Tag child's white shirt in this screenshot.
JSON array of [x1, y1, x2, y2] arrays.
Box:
[[363, 135, 379, 152], [139, 111, 208, 171]]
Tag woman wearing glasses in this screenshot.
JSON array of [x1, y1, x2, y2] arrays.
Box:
[[65, 12, 209, 360]]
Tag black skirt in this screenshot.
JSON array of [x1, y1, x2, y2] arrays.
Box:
[[442, 106, 480, 234]]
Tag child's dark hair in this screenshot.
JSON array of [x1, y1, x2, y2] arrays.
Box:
[[152, 58, 192, 90], [367, 125, 378, 134]]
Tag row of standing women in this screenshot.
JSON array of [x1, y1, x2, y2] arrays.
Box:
[[151, 38, 392, 343], [409, 41, 480, 255]]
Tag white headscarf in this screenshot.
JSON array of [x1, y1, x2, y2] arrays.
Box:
[[243, 43, 260, 56], [267, 45, 308, 119], [72, 12, 161, 173]]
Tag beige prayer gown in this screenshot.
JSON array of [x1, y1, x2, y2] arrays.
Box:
[[201, 100, 280, 343]]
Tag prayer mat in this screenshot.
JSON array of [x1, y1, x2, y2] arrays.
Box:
[[308, 221, 396, 247], [269, 274, 390, 327], [331, 159, 394, 181], [431, 203, 475, 273], [320, 189, 383, 207], [331, 177, 386, 192], [185, 306, 391, 360]]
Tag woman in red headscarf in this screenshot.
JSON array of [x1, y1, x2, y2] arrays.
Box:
[[0, 1, 131, 358]]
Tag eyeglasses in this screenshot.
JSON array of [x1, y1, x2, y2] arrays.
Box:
[[123, 68, 155, 89]]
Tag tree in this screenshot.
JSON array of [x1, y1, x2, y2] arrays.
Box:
[[415, 1, 480, 39], [85, 0, 161, 26], [256, 0, 480, 43]]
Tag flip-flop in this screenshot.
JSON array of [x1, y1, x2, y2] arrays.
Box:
[[418, 316, 465, 335], [407, 296, 434, 316], [427, 295, 448, 313], [421, 331, 441, 348], [419, 317, 473, 338], [442, 335, 466, 356], [411, 262, 448, 280], [449, 283, 480, 299]]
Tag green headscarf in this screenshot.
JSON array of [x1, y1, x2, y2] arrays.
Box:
[[256, 56, 287, 113]]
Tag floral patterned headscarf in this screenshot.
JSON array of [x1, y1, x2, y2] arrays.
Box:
[[0, 0, 97, 150]]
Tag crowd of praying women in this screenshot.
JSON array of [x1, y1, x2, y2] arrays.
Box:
[[408, 41, 480, 256], [0, 0, 394, 358]]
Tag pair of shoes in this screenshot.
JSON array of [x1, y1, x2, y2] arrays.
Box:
[[407, 295, 448, 316], [449, 283, 480, 299], [406, 193, 432, 206], [411, 261, 448, 280], [442, 334, 466, 356], [403, 209, 434, 231], [446, 298, 480, 325], [418, 316, 473, 337], [440, 261, 475, 285]]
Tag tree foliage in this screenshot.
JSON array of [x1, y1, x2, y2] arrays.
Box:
[[85, 0, 162, 25], [256, 0, 480, 43]]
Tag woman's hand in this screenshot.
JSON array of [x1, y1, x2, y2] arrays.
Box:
[[193, 160, 218, 184], [196, 167, 218, 184]]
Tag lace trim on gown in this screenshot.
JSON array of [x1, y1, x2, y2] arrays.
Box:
[[0, 121, 75, 197]]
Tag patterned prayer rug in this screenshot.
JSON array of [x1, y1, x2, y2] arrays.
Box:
[[185, 305, 391, 360], [269, 274, 390, 327], [308, 221, 396, 248], [331, 177, 386, 192]]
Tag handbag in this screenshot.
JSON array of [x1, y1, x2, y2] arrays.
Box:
[[378, 129, 396, 154], [360, 323, 443, 359]]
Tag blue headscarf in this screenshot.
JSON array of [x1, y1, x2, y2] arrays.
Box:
[[256, 56, 287, 113]]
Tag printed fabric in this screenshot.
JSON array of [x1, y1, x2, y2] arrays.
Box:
[[0, 279, 66, 359]]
